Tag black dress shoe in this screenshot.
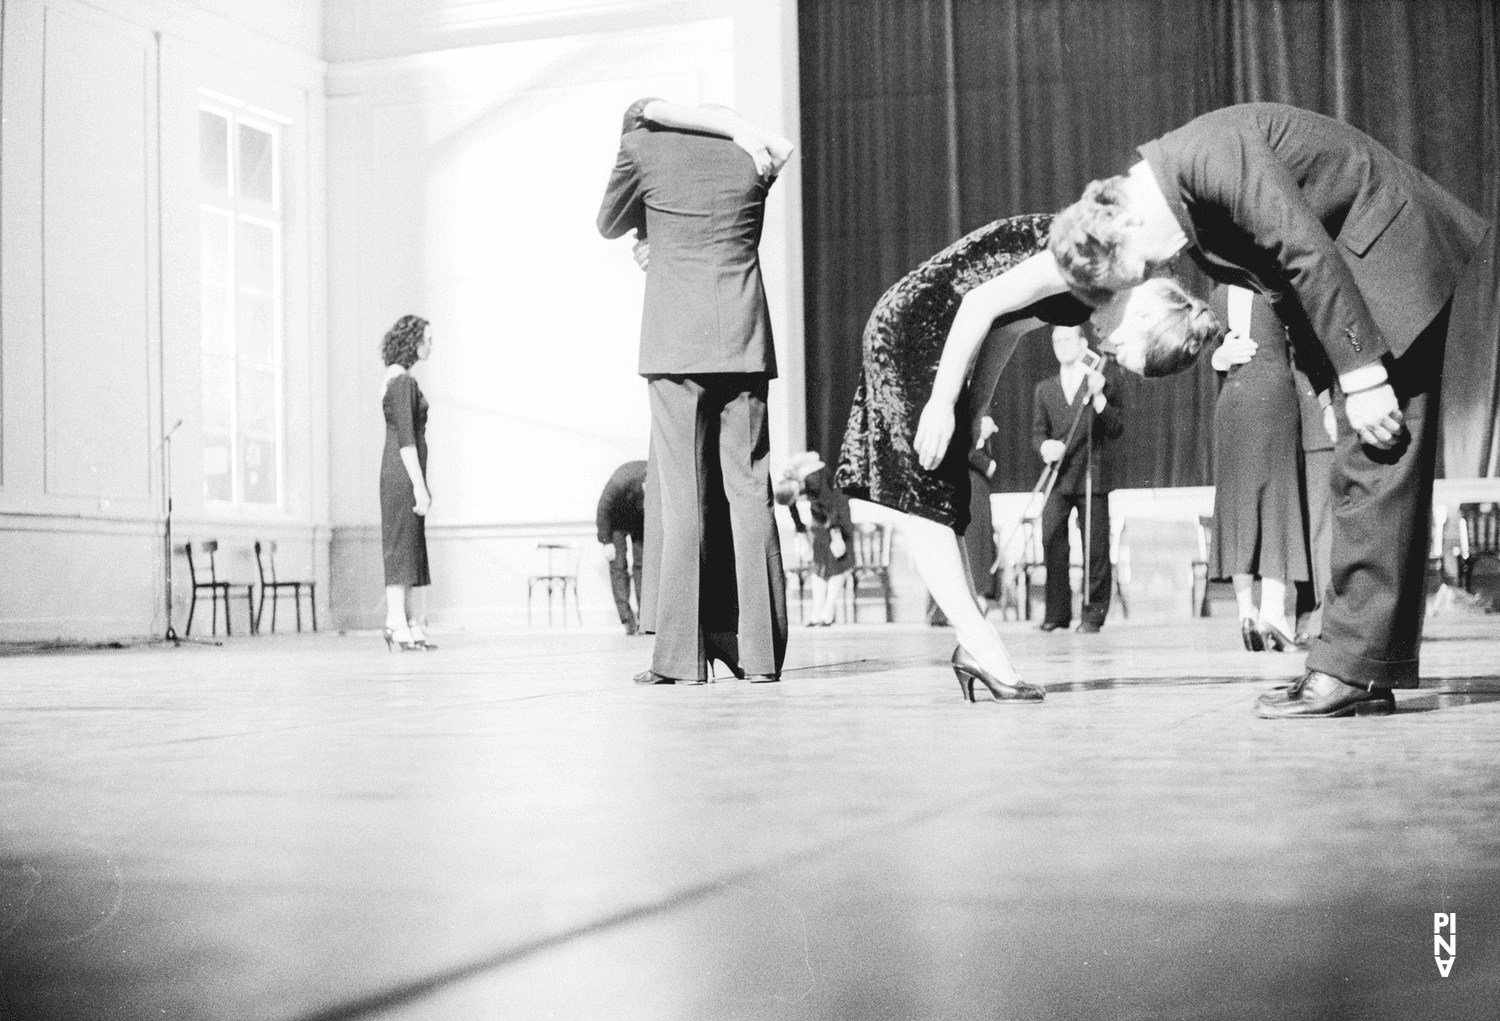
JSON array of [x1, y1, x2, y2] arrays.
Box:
[[746, 674, 780, 683], [1240, 619, 1264, 652], [1038, 620, 1068, 632], [1255, 669, 1394, 719], [1076, 620, 1102, 634]]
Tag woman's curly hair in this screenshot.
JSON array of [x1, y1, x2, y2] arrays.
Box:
[[382, 315, 428, 368], [1048, 176, 1144, 305], [1134, 279, 1225, 378]]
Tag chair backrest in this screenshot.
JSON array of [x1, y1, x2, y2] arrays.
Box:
[[1460, 503, 1500, 557], [201, 540, 220, 583], [852, 522, 890, 569], [254, 541, 276, 585], [183, 543, 199, 585]]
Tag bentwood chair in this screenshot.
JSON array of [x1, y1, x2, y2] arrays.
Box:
[[184, 541, 254, 637], [1457, 503, 1500, 593], [527, 542, 583, 626], [253, 541, 317, 633], [847, 522, 894, 622]]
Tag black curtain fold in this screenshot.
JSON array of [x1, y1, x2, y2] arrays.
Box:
[[800, 0, 1500, 490]]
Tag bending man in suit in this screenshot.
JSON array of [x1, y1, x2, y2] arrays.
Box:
[[1051, 102, 1490, 718], [1031, 325, 1123, 634], [597, 459, 647, 635], [597, 98, 792, 684]]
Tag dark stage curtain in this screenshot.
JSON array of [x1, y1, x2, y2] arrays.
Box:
[[800, 0, 1500, 490]]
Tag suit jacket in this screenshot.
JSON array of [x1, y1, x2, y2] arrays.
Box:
[[596, 459, 647, 543], [597, 129, 777, 377], [1031, 366, 1125, 495], [1139, 103, 1490, 375]]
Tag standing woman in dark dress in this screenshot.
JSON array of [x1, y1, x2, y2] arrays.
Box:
[[380, 314, 436, 651], [1207, 285, 1312, 651], [836, 214, 1221, 702], [777, 460, 855, 626]]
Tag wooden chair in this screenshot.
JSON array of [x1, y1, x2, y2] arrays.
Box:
[[846, 522, 893, 622], [1012, 517, 1046, 621], [254, 541, 317, 633], [184, 541, 254, 636], [528, 542, 582, 626], [1457, 503, 1500, 592]]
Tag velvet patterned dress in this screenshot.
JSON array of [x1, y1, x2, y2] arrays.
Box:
[[835, 213, 1090, 533]]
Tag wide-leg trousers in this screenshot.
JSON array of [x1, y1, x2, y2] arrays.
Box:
[[1040, 489, 1111, 627], [647, 374, 788, 680], [1306, 303, 1449, 689]]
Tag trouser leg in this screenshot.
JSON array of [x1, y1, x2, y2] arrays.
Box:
[[608, 530, 636, 629], [1307, 305, 1447, 689], [1081, 493, 1112, 625], [1041, 490, 1074, 625], [639, 431, 662, 635], [715, 377, 787, 676], [647, 377, 708, 680]]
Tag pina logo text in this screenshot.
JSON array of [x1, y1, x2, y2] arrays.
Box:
[[1434, 913, 1456, 977]]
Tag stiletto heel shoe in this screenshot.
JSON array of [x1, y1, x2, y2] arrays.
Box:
[[951, 647, 1044, 703], [1255, 621, 1304, 652], [385, 627, 420, 652], [408, 625, 438, 651], [383, 627, 394, 652], [1240, 619, 1264, 652]]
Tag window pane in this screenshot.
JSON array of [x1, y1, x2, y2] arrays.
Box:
[[236, 291, 275, 365], [200, 111, 229, 193], [200, 209, 231, 283], [237, 219, 275, 293], [240, 437, 278, 504], [203, 439, 233, 502], [238, 124, 274, 204], [238, 367, 277, 436], [201, 357, 234, 434], [201, 283, 232, 356]]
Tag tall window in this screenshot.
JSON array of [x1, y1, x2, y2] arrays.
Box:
[[198, 90, 283, 506]]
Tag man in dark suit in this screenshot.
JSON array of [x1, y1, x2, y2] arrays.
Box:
[[1053, 102, 1490, 717], [596, 459, 647, 635], [597, 98, 789, 684], [1030, 326, 1123, 634]]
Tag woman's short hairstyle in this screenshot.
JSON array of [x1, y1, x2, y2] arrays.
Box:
[[1132, 279, 1224, 378], [1049, 176, 1143, 305], [382, 315, 428, 368]]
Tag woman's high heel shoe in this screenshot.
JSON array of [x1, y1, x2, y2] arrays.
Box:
[[1240, 618, 1264, 652], [408, 625, 438, 651], [384, 626, 420, 652], [952, 647, 1044, 703], [1255, 621, 1304, 652]]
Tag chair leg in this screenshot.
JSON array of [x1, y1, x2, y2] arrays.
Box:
[[222, 585, 231, 637], [295, 584, 303, 632], [271, 589, 279, 633], [572, 579, 583, 626], [310, 583, 318, 632], [186, 590, 198, 637], [882, 571, 892, 623]]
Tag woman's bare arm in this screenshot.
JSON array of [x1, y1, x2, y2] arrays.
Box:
[[640, 100, 794, 176], [913, 251, 1069, 469]]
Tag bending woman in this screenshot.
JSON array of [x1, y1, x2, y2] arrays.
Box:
[[836, 214, 1221, 702]]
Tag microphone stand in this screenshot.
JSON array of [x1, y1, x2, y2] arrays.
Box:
[[159, 419, 220, 647]]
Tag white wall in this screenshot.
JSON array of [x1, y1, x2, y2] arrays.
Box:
[[323, 0, 804, 630], [0, 0, 326, 641]]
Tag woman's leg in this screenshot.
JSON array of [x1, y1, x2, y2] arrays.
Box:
[[384, 584, 408, 631], [818, 573, 847, 623], [1232, 574, 1256, 622], [904, 514, 1021, 683], [1258, 577, 1291, 635]]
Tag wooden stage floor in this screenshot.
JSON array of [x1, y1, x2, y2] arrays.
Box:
[[2, 616, 1498, 1020]]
